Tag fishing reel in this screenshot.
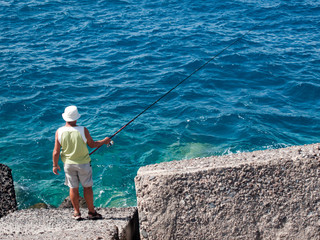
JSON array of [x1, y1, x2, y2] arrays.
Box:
[[107, 140, 114, 147]]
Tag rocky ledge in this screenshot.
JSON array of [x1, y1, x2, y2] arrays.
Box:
[[2, 143, 320, 239], [0, 207, 139, 240]]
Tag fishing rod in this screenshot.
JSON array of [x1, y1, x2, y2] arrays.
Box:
[[89, 23, 260, 156]]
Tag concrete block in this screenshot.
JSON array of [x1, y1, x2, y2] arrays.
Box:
[[0, 207, 140, 240], [0, 164, 17, 218], [135, 143, 320, 240]]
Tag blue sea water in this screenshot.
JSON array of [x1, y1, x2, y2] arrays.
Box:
[[1, 0, 320, 209]]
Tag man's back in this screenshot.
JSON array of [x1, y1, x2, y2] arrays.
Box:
[[58, 126, 91, 165]]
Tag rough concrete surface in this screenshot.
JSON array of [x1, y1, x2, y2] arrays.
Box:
[[0, 207, 140, 240], [0, 164, 17, 218], [135, 143, 320, 240]]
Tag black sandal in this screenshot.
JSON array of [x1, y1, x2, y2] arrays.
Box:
[[88, 211, 102, 220]]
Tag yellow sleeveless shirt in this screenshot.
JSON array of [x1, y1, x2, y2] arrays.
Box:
[[57, 126, 91, 164]]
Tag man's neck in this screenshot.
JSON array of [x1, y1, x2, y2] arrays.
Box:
[[66, 121, 77, 127]]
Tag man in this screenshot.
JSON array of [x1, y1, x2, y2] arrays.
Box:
[[52, 105, 111, 220]]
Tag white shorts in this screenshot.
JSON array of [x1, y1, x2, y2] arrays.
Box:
[[64, 163, 93, 188]]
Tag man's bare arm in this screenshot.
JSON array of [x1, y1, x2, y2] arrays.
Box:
[[85, 127, 111, 149], [52, 130, 61, 175]]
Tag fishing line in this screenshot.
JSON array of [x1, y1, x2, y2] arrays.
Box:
[[89, 23, 260, 155]]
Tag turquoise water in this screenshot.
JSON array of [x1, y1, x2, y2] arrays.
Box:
[[1, 0, 320, 209]]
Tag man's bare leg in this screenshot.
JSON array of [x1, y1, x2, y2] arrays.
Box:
[[70, 187, 80, 215], [84, 186, 95, 213]]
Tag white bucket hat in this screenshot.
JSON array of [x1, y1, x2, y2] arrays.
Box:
[[62, 105, 81, 122]]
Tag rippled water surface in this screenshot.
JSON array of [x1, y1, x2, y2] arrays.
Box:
[[1, 0, 320, 208]]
